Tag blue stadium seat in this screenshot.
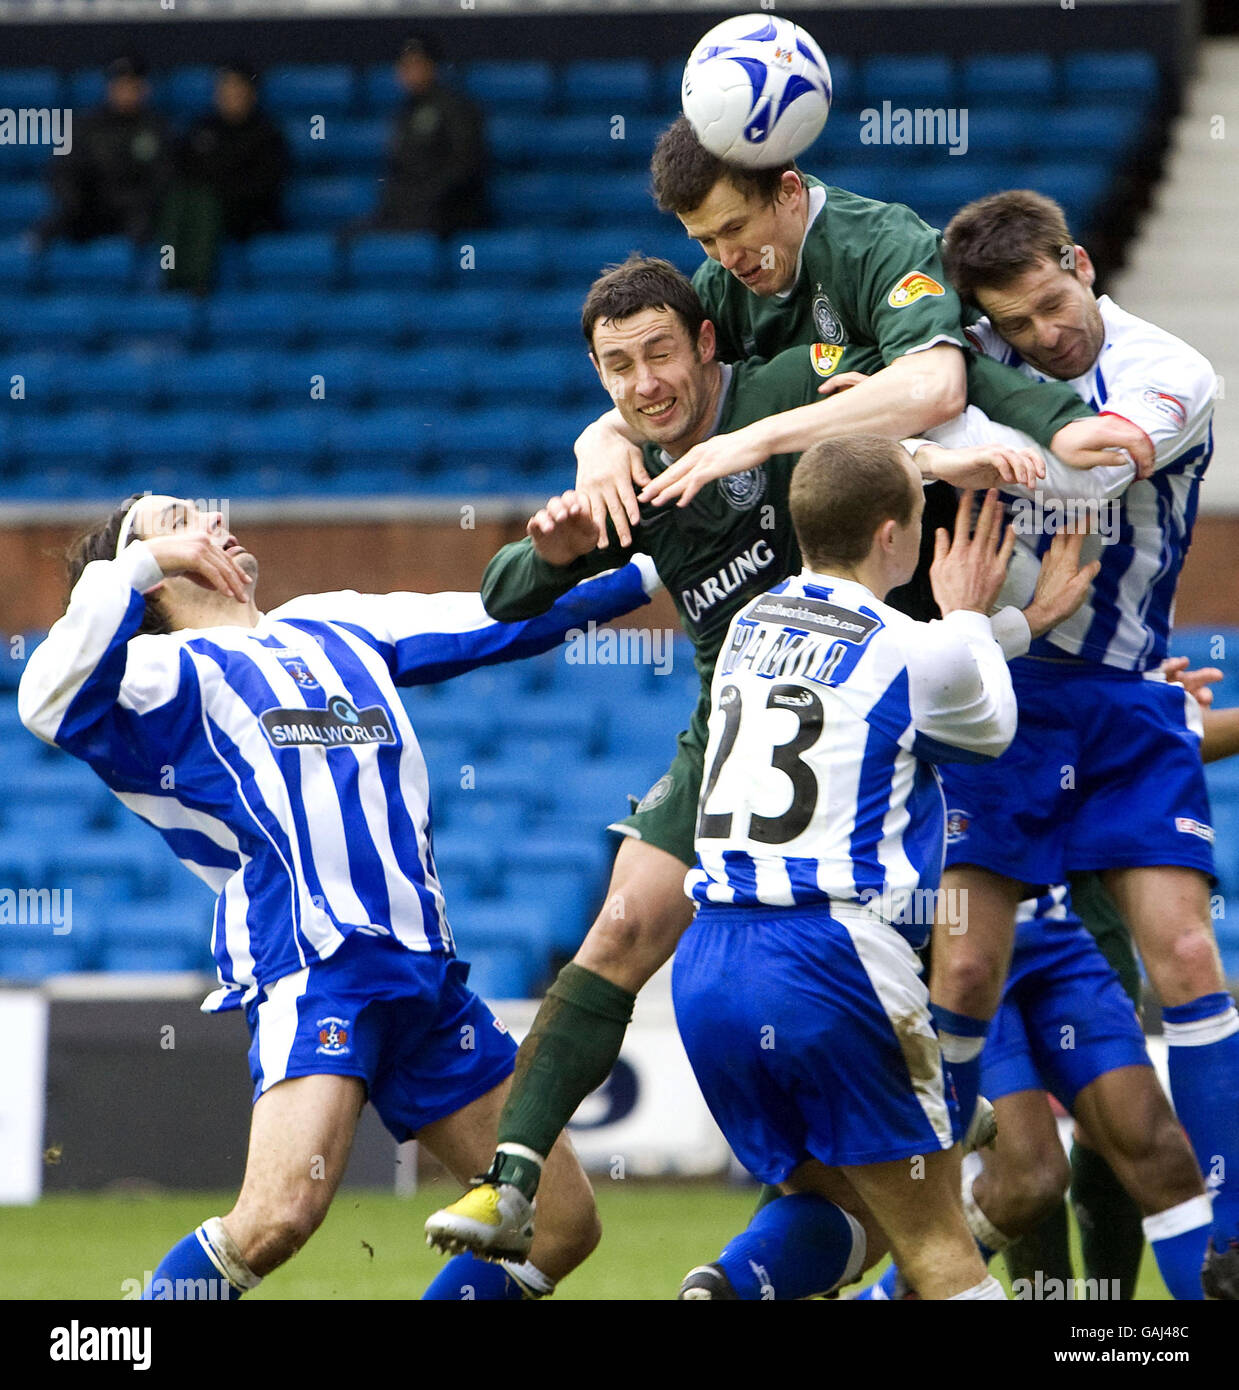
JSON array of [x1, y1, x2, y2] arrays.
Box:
[[561, 60, 655, 113], [12, 411, 116, 468], [96, 901, 214, 974], [419, 288, 525, 344], [861, 55, 956, 106], [450, 229, 549, 287], [492, 172, 582, 227], [538, 226, 655, 285], [158, 348, 270, 407], [1061, 51, 1159, 105], [283, 115, 387, 173], [574, 173, 655, 225], [1, 292, 100, 348], [261, 346, 372, 406], [264, 64, 355, 116], [362, 346, 476, 406], [462, 944, 536, 999], [426, 407, 541, 475], [821, 165, 908, 208], [245, 231, 339, 288], [0, 924, 92, 979], [204, 290, 315, 347], [0, 235, 41, 291], [462, 61, 554, 115], [452, 899, 555, 959], [94, 293, 199, 347], [548, 758, 655, 819], [959, 108, 1034, 160], [899, 162, 1013, 225], [514, 287, 591, 340], [285, 176, 376, 229], [119, 410, 222, 473], [432, 841, 502, 901], [325, 407, 434, 470], [502, 867, 598, 954], [66, 68, 105, 109], [482, 346, 589, 408], [0, 348, 64, 408], [1018, 161, 1110, 224], [154, 65, 216, 117], [0, 132, 57, 175], [0, 67, 63, 107], [344, 231, 439, 285], [498, 832, 613, 884], [823, 55, 856, 111], [618, 114, 675, 166], [1211, 799, 1239, 901], [225, 409, 327, 472], [301, 289, 430, 346], [961, 54, 1056, 104], [62, 349, 159, 408], [537, 115, 635, 168], [358, 63, 404, 114], [1037, 106, 1144, 159], [487, 114, 549, 169]]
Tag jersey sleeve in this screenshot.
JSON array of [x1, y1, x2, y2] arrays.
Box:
[[693, 260, 744, 364], [18, 541, 188, 784], [964, 351, 1093, 446], [848, 206, 968, 363], [278, 559, 659, 687], [904, 609, 1018, 764], [1095, 340, 1217, 469]]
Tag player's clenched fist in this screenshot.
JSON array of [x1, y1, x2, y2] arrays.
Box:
[[527, 490, 604, 567]]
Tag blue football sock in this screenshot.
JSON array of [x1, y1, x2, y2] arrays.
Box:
[[143, 1225, 244, 1300], [1143, 1196, 1213, 1300], [931, 1004, 990, 1137], [421, 1253, 530, 1301], [1163, 993, 1239, 1242], [852, 1262, 904, 1300], [716, 1193, 864, 1300]]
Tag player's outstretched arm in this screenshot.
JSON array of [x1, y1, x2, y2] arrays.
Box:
[[1050, 415, 1155, 477], [639, 344, 967, 509], [573, 408, 651, 549]]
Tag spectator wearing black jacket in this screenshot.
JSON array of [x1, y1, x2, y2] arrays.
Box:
[[42, 55, 173, 244], [160, 62, 289, 292], [372, 34, 488, 235]]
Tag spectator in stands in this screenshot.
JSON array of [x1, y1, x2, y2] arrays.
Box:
[[370, 34, 488, 235], [159, 61, 289, 293], [41, 55, 173, 245]]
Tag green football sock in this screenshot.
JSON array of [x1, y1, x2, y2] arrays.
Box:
[[1002, 1199, 1072, 1290], [495, 963, 635, 1199], [753, 1185, 782, 1216], [1071, 1141, 1144, 1299]]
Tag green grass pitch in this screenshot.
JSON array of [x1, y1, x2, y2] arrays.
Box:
[[0, 1180, 1171, 1301]]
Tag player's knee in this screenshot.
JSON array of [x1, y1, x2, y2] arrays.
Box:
[[993, 1150, 1070, 1228], [935, 948, 1003, 1017], [1165, 925, 1223, 994]]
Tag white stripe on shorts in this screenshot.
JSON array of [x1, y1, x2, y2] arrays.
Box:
[[254, 965, 311, 1093], [837, 909, 954, 1150]]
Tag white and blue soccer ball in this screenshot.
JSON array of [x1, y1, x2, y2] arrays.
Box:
[[681, 14, 832, 169]]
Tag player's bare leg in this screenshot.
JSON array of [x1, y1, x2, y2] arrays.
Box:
[[929, 865, 1023, 1131], [842, 1148, 1002, 1299], [418, 1076, 600, 1286], [971, 1089, 1070, 1238], [426, 836, 694, 1259], [223, 1073, 366, 1276], [1102, 865, 1239, 1294]]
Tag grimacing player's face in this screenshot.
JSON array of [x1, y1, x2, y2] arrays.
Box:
[[131, 496, 258, 591], [679, 173, 808, 298], [975, 251, 1105, 382], [590, 307, 718, 455]]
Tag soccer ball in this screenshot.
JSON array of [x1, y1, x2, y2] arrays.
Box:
[[681, 14, 832, 169]]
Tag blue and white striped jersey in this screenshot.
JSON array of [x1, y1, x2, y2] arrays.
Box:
[[687, 571, 1025, 944], [19, 542, 655, 1012], [958, 294, 1216, 672]]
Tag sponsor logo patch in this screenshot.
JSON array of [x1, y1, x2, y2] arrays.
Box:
[[887, 270, 946, 308], [945, 809, 971, 843], [316, 1015, 351, 1056], [1141, 388, 1187, 429], [260, 697, 396, 750], [1175, 816, 1214, 842], [810, 342, 845, 377], [277, 655, 320, 690]]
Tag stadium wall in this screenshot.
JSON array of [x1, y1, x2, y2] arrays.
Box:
[[1, 514, 1235, 638]]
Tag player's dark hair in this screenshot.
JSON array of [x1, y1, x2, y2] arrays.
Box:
[[651, 115, 799, 216], [65, 494, 171, 635], [790, 436, 918, 568], [581, 253, 706, 349], [943, 190, 1075, 308]]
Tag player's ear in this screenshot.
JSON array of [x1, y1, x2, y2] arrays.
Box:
[[1072, 245, 1096, 289], [696, 318, 717, 364], [778, 170, 804, 206], [588, 349, 605, 384]]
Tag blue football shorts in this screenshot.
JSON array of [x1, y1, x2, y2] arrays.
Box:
[[672, 902, 960, 1183], [981, 901, 1152, 1112], [941, 658, 1213, 884], [244, 930, 517, 1142]]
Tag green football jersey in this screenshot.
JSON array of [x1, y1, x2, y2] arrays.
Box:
[[692, 176, 1092, 446], [483, 343, 866, 698]]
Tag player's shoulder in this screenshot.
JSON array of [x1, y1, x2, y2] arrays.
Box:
[[268, 589, 373, 623], [1099, 295, 1216, 385], [817, 182, 938, 247]]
